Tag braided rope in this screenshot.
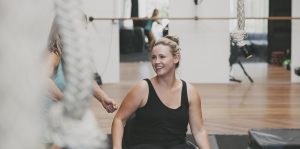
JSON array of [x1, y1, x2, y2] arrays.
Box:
[[237, 0, 245, 30], [48, 0, 106, 148], [54, 0, 92, 119], [230, 0, 247, 47]]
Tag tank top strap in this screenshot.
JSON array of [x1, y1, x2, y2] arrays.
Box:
[[143, 78, 154, 93], [143, 78, 157, 106], [144, 78, 189, 108], [181, 80, 189, 108]]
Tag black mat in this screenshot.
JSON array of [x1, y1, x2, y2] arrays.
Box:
[[215, 134, 249, 149], [248, 128, 300, 149]]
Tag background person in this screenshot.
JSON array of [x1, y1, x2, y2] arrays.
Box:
[[144, 8, 160, 50], [43, 18, 118, 149]]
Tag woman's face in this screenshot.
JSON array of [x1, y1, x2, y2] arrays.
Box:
[[151, 44, 179, 76]]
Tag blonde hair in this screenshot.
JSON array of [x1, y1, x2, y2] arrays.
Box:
[[48, 18, 62, 56], [153, 35, 181, 68], [47, 12, 87, 57], [151, 8, 159, 18]]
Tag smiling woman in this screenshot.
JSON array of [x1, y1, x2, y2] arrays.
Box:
[[112, 35, 211, 149]]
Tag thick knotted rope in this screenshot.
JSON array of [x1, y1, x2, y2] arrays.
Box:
[[48, 0, 106, 148], [230, 0, 247, 47]]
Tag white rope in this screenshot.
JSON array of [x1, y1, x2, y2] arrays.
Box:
[[48, 103, 105, 149], [54, 0, 91, 122], [230, 0, 247, 47], [49, 0, 106, 148]]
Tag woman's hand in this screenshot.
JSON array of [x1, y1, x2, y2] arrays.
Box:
[[100, 97, 118, 113]]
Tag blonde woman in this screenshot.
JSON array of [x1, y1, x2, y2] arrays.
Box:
[[112, 35, 210, 149]]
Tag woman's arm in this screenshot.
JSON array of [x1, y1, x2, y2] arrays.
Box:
[[111, 80, 148, 149], [93, 81, 118, 113], [187, 83, 211, 149], [45, 52, 63, 101]]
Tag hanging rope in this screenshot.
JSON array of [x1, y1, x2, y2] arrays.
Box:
[[230, 0, 247, 47], [48, 0, 106, 148], [54, 0, 92, 120]]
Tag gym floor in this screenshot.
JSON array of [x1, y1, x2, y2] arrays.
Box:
[[91, 62, 300, 135]]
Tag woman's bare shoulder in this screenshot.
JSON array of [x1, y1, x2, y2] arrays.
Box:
[[184, 81, 201, 103], [127, 79, 149, 97]]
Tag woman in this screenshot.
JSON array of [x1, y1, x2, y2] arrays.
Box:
[[144, 8, 159, 50], [112, 35, 210, 149], [44, 18, 118, 149], [45, 19, 118, 112]]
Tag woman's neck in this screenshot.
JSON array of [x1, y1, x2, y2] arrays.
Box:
[[154, 74, 178, 88]]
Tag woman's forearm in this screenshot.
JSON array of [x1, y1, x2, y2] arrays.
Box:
[[47, 78, 63, 101], [194, 128, 211, 149], [92, 81, 108, 103], [111, 118, 125, 149]]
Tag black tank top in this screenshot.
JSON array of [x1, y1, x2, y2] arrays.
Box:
[[128, 79, 189, 148]]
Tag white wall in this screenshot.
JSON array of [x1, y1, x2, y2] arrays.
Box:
[[6, 0, 121, 84], [169, 0, 230, 83], [291, 0, 300, 83], [83, 0, 120, 83], [81, 0, 299, 83]]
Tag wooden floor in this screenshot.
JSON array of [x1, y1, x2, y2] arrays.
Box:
[[91, 62, 300, 135]]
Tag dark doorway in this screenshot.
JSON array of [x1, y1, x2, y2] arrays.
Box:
[[268, 0, 291, 65]]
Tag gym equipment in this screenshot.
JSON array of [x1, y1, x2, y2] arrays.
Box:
[[48, 0, 105, 148], [248, 128, 300, 149], [295, 67, 300, 76], [229, 0, 254, 83]]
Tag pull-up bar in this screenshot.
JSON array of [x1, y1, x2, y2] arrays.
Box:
[[89, 16, 300, 22]]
